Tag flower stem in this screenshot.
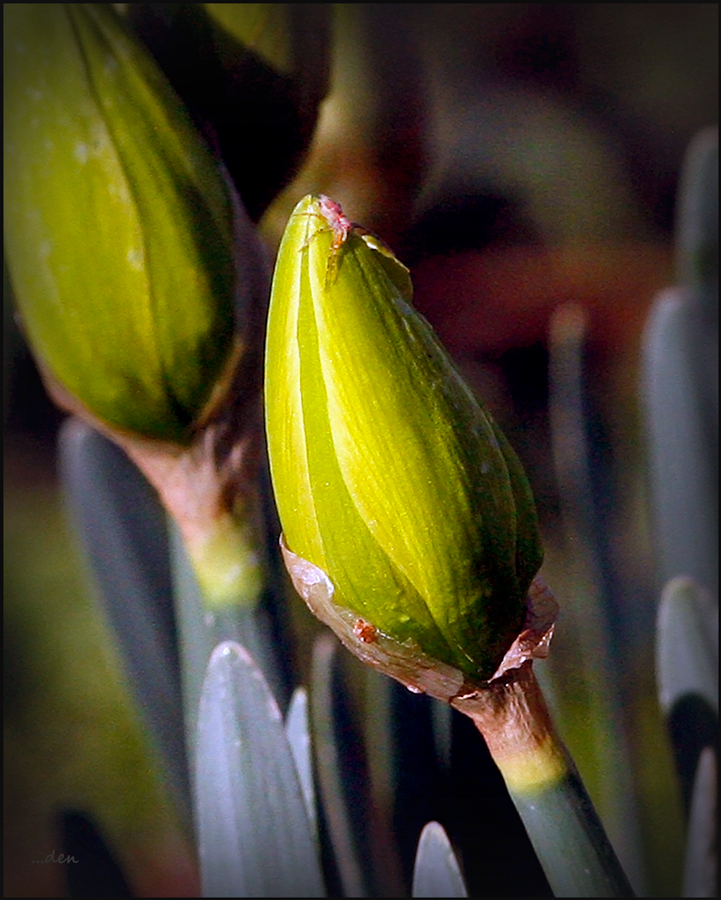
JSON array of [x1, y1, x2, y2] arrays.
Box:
[[452, 662, 635, 898]]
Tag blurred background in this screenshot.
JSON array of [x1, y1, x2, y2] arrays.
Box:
[[4, 4, 717, 896]]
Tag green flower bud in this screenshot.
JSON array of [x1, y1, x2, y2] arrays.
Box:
[[3, 3, 236, 444], [265, 194, 544, 683]]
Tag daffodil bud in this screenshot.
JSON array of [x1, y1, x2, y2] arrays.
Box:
[[265, 194, 544, 684], [4, 3, 237, 444]]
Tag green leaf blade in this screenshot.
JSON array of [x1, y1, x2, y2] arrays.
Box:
[[195, 641, 325, 897], [412, 821, 468, 898]]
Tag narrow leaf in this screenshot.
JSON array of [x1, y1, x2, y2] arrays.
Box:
[[195, 641, 325, 897], [682, 747, 717, 898], [642, 290, 718, 597], [656, 577, 718, 717], [310, 633, 373, 897], [412, 821, 468, 898], [285, 686, 318, 841], [57, 417, 190, 821]]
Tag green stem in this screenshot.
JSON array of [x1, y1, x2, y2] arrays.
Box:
[[453, 663, 634, 898], [168, 514, 286, 783], [117, 424, 292, 770], [509, 768, 634, 898]]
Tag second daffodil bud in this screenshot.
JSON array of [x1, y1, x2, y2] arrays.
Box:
[[265, 195, 545, 686], [4, 3, 237, 444]]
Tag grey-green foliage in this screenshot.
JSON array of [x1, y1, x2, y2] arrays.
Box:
[[57, 418, 190, 822], [412, 822, 468, 897], [656, 576, 718, 899], [646, 127, 719, 899], [656, 577, 718, 719], [682, 748, 717, 898], [195, 640, 325, 897], [285, 687, 319, 841], [642, 128, 718, 599]]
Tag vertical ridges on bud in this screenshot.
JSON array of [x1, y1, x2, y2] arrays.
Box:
[[265, 194, 544, 681]]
